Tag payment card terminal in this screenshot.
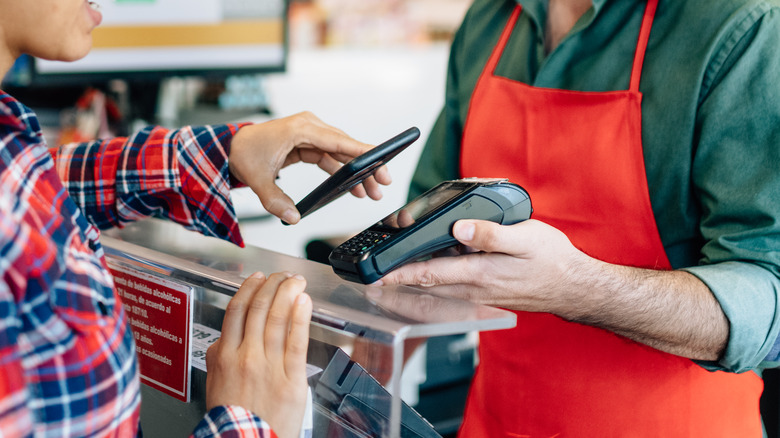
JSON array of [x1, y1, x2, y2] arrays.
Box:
[[329, 178, 532, 284]]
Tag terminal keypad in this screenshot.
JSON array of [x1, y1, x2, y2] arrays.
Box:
[[338, 231, 392, 256]]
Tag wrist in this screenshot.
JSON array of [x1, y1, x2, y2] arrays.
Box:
[[556, 252, 611, 321], [226, 123, 253, 187]]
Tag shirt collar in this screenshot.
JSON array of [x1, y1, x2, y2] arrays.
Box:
[[514, 0, 608, 23], [0, 93, 28, 132], [514, 0, 611, 41], [0, 92, 42, 140], [514, 0, 608, 11]]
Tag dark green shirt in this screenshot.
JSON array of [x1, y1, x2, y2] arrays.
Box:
[[410, 0, 780, 373]]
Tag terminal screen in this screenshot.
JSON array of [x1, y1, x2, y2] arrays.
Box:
[[379, 184, 463, 230]]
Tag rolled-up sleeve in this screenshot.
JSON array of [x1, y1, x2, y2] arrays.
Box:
[[685, 263, 780, 372], [683, 5, 780, 373]]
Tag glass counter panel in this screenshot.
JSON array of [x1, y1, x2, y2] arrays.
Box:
[[102, 219, 515, 437]]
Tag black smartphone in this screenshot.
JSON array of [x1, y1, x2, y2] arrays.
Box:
[[285, 127, 420, 224]]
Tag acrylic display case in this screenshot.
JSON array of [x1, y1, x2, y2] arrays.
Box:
[[101, 219, 515, 437]]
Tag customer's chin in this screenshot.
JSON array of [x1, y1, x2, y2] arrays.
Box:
[[49, 40, 93, 63]]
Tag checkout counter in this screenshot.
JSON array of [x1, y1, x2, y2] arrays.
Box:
[[101, 219, 516, 437]]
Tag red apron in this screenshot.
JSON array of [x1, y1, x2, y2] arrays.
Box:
[[458, 2, 763, 436]]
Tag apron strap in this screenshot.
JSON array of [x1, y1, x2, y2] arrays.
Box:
[[488, 6, 522, 75], [630, 0, 659, 93]]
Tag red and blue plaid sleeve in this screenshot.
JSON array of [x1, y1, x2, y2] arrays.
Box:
[[193, 406, 278, 438], [0, 222, 34, 437], [54, 124, 249, 247]]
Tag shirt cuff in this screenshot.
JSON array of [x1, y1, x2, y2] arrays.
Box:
[[192, 405, 276, 438], [177, 123, 250, 248], [682, 261, 780, 372]]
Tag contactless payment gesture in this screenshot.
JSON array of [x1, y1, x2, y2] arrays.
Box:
[[285, 127, 420, 224], [329, 178, 533, 284]]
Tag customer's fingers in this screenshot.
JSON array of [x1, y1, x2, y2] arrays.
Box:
[[262, 275, 306, 364], [285, 291, 312, 378], [219, 272, 266, 349], [242, 272, 293, 352]]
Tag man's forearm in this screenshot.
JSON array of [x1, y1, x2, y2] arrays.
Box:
[[562, 257, 729, 361]]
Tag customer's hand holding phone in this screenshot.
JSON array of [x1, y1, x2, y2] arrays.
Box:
[[228, 112, 394, 225]]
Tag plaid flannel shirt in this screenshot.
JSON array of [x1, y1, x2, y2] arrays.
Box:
[[0, 91, 275, 437]]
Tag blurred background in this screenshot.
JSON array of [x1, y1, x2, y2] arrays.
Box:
[[238, 0, 471, 258]]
